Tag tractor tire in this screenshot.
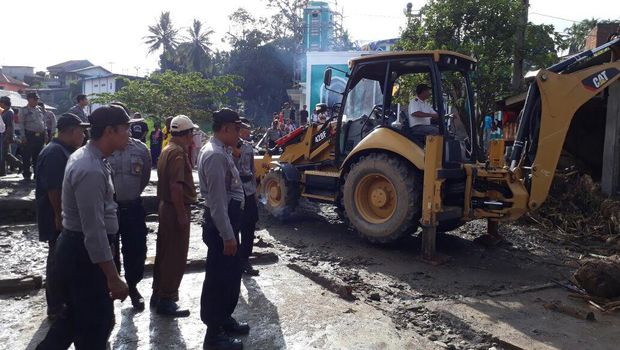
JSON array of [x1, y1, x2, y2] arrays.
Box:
[[343, 153, 422, 243], [261, 170, 299, 220]]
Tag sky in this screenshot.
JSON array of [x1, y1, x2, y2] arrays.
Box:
[[0, 0, 618, 75]]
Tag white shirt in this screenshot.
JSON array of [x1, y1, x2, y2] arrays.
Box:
[[408, 97, 437, 127]]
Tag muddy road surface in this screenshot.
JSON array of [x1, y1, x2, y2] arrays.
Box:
[[1, 193, 619, 349]]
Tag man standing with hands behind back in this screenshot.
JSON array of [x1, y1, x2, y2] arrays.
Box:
[[199, 108, 249, 350], [151, 115, 198, 317], [35, 113, 89, 320]]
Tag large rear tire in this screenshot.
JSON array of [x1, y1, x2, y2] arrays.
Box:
[[261, 170, 299, 219], [343, 153, 422, 243]]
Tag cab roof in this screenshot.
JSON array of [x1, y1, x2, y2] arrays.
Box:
[[349, 50, 477, 72]]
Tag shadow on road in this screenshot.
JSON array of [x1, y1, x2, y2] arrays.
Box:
[[239, 276, 286, 349], [148, 311, 187, 350]]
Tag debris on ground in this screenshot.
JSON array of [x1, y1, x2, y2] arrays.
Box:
[[573, 255, 620, 298], [543, 301, 596, 321]]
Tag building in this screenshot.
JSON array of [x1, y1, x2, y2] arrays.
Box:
[[46, 60, 94, 87], [83, 74, 142, 112], [0, 69, 29, 93], [360, 38, 399, 52], [585, 22, 620, 50], [1, 66, 35, 81], [303, 1, 334, 52]]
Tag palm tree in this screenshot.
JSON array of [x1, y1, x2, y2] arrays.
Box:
[[185, 19, 215, 73], [144, 11, 180, 55]]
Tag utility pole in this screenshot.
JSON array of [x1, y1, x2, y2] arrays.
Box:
[[511, 0, 529, 93]]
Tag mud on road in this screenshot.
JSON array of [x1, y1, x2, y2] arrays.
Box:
[[2, 192, 620, 349]]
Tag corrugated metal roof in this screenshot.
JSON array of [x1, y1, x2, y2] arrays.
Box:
[[0, 90, 56, 110]]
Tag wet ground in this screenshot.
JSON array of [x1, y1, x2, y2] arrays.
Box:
[[1, 172, 620, 349]]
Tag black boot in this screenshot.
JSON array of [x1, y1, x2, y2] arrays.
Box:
[[223, 317, 250, 335], [203, 328, 243, 350], [241, 261, 259, 276], [129, 286, 145, 311], [149, 294, 159, 308], [156, 298, 190, 318]]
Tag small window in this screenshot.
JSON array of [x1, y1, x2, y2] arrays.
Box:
[[94, 84, 98, 87]]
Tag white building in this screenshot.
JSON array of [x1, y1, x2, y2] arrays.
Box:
[[82, 74, 141, 112]]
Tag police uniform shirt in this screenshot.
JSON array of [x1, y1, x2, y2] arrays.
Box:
[[20, 106, 46, 133], [62, 141, 118, 263], [198, 137, 245, 241], [68, 104, 88, 123], [108, 138, 151, 202], [44, 111, 57, 133], [408, 97, 437, 127], [234, 140, 257, 196]]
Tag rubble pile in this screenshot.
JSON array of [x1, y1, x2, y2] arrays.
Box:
[[527, 172, 620, 243], [574, 255, 620, 299]]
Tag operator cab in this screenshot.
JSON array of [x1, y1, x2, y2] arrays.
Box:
[[324, 50, 478, 166]]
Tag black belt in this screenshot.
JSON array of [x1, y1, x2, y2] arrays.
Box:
[[25, 130, 44, 137], [116, 198, 142, 208], [63, 229, 84, 238], [240, 175, 253, 183]]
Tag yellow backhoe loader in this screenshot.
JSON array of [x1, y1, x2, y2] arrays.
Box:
[[255, 36, 620, 263]]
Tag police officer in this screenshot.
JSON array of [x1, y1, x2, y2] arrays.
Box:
[[233, 118, 259, 276], [152, 115, 197, 317], [68, 94, 89, 123], [108, 128, 151, 310], [37, 105, 130, 350], [38, 102, 57, 142], [20, 92, 47, 181], [35, 113, 89, 320], [130, 112, 148, 143], [198, 108, 249, 350]]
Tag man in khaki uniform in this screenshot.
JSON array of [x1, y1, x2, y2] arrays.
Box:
[[151, 115, 198, 317]]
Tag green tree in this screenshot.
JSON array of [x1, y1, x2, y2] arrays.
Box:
[[564, 18, 599, 54], [185, 19, 215, 75], [91, 71, 241, 122], [144, 11, 180, 71], [524, 23, 562, 71], [399, 0, 521, 115]]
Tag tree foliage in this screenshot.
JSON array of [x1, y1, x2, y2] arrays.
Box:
[[91, 71, 240, 121], [398, 0, 567, 116]]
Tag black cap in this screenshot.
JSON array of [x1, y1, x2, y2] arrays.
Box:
[[213, 108, 250, 128], [26, 92, 40, 99], [89, 105, 130, 128], [57, 113, 90, 131], [0, 96, 11, 105]]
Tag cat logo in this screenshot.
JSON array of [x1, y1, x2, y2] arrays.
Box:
[[582, 68, 619, 92]]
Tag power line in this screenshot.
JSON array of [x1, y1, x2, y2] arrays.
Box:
[[529, 12, 580, 23]]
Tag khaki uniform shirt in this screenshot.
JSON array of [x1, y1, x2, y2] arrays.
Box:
[[157, 140, 196, 204], [20, 106, 46, 133], [109, 138, 151, 202]]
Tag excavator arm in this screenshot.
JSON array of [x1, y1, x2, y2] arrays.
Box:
[[510, 36, 620, 210]]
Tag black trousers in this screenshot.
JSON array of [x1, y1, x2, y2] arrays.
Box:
[[150, 144, 161, 167], [22, 131, 45, 178], [37, 230, 114, 350], [239, 194, 259, 262], [45, 230, 63, 316], [200, 200, 242, 329], [113, 200, 148, 288]]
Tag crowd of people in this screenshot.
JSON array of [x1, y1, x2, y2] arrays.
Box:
[[0, 94, 260, 350]]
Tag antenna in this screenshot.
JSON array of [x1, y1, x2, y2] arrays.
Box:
[[108, 61, 115, 72]]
